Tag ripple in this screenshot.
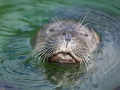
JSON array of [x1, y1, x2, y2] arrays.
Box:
[[0, 0, 120, 90]]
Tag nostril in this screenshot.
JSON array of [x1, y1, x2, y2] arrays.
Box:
[[64, 33, 71, 42], [62, 33, 65, 35]]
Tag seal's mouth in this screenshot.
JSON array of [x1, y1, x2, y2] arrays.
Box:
[[48, 52, 79, 64]]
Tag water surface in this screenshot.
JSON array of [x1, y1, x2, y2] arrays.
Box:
[[0, 0, 120, 90]]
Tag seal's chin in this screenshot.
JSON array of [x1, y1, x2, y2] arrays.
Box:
[[48, 52, 78, 64]]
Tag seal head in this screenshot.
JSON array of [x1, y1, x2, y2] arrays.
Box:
[[33, 20, 100, 64]]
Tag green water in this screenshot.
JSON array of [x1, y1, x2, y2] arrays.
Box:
[[0, 0, 120, 90]]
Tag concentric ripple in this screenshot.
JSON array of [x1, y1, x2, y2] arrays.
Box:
[[0, 0, 120, 90]]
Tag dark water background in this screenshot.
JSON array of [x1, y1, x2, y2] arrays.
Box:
[[0, 0, 120, 90]]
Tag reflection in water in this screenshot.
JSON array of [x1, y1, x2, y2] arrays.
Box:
[[31, 61, 97, 90], [44, 63, 93, 89], [0, 0, 120, 90]]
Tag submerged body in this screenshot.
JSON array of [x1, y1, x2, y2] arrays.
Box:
[[33, 20, 100, 64]]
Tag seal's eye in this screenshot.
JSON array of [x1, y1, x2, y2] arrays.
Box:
[[46, 29, 55, 34], [49, 29, 55, 32], [80, 33, 88, 37]]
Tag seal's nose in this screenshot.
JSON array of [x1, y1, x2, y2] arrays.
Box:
[[63, 33, 71, 42]]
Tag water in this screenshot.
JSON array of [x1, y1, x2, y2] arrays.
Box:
[[0, 0, 120, 90]]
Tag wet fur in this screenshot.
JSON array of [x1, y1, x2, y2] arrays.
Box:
[[32, 13, 100, 65]]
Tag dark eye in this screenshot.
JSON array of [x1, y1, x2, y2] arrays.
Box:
[[49, 29, 55, 32], [80, 33, 88, 37]]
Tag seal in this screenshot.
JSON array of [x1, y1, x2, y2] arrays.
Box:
[[33, 19, 100, 64]]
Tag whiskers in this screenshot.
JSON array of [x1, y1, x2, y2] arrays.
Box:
[[52, 13, 90, 28], [78, 11, 90, 28], [72, 46, 95, 66], [31, 42, 53, 64], [52, 17, 63, 27], [31, 38, 57, 64], [31, 39, 95, 65]]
